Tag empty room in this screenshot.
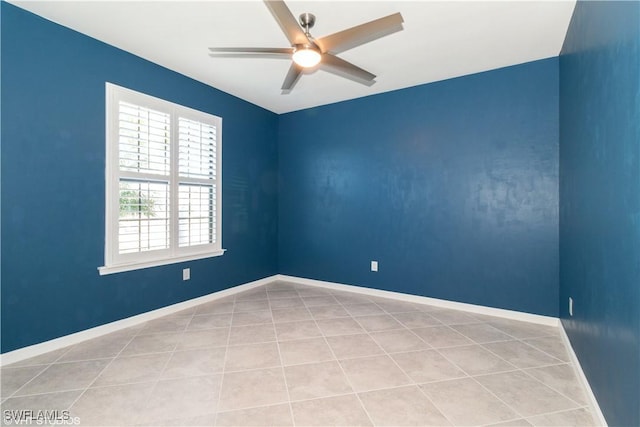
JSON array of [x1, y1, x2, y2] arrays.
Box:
[[1, 0, 638, 426]]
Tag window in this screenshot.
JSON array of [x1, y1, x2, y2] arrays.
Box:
[[99, 83, 223, 275]]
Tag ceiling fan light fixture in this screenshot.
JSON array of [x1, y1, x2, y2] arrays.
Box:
[[292, 46, 321, 68]]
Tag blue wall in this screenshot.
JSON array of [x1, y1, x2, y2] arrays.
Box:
[[559, 2, 640, 426], [1, 3, 279, 353], [279, 58, 560, 317]]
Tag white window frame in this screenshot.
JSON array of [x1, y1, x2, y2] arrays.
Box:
[[99, 83, 224, 275]]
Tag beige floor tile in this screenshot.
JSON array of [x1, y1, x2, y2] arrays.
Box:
[[161, 347, 226, 379], [1, 285, 594, 427], [194, 300, 234, 315], [522, 336, 570, 362], [121, 333, 181, 356], [181, 412, 217, 426], [343, 303, 386, 317], [487, 419, 533, 426], [224, 342, 281, 372], [235, 289, 268, 302], [58, 331, 134, 362], [391, 349, 466, 383], [231, 310, 273, 326], [316, 318, 365, 336], [272, 307, 312, 323], [269, 297, 306, 309], [439, 345, 517, 375], [70, 383, 154, 426], [279, 337, 335, 365], [420, 377, 517, 425], [333, 293, 373, 305], [275, 320, 322, 341], [488, 319, 559, 339], [15, 359, 109, 396], [141, 316, 191, 334], [526, 407, 596, 426], [3, 390, 84, 416], [176, 328, 229, 350], [0, 365, 48, 398], [355, 314, 404, 332], [285, 361, 351, 401], [307, 304, 350, 319], [137, 375, 221, 423], [296, 287, 334, 297], [234, 299, 270, 312], [359, 385, 451, 426], [267, 290, 300, 300], [187, 313, 232, 330], [369, 329, 429, 353], [326, 334, 385, 359], [476, 370, 579, 417], [483, 341, 564, 368], [375, 300, 421, 314], [411, 326, 474, 348], [228, 323, 275, 345], [429, 309, 480, 325], [93, 353, 170, 386], [339, 355, 411, 392], [216, 403, 293, 426], [392, 312, 442, 328], [524, 364, 589, 405], [218, 368, 288, 411], [451, 323, 513, 344], [291, 394, 372, 426], [302, 295, 339, 307]]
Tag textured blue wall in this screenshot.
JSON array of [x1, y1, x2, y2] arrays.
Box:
[[279, 58, 559, 316], [559, 2, 640, 426], [1, 3, 279, 352]]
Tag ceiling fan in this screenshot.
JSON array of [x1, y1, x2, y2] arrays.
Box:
[[208, 0, 404, 92]]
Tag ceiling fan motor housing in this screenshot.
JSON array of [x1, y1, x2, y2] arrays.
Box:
[[299, 13, 316, 33]]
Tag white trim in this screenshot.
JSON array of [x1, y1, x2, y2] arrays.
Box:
[[103, 82, 223, 272], [276, 274, 559, 326], [98, 248, 226, 275], [1, 273, 562, 366], [0, 275, 276, 367], [559, 324, 608, 426]]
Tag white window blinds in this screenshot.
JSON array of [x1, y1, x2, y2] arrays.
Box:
[[101, 83, 223, 275]]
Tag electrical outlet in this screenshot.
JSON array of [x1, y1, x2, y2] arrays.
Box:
[[569, 297, 573, 316], [371, 261, 378, 272], [183, 268, 190, 281]]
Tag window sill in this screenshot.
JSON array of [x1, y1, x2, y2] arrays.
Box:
[[98, 249, 226, 275]]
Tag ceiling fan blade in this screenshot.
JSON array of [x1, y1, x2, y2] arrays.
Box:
[[320, 53, 376, 84], [281, 62, 303, 92], [264, 0, 310, 46], [209, 47, 293, 55], [315, 12, 404, 54]]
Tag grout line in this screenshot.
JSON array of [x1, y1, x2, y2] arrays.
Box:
[[304, 297, 377, 427], [4, 281, 595, 427], [64, 331, 140, 418], [212, 295, 236, 426], [269, 297, 298, 427], [348, 305, 459, 426]]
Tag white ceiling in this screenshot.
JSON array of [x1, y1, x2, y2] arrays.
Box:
[[11, 1, 576, 114]]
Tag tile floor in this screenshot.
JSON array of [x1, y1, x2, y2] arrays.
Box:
[[1, 281, 599, 426]]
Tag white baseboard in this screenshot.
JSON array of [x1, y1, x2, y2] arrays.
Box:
[[1, 273, 559, 366], [3, 273, 603, 423], [0, 275, 277, 367], [559, 324, 608, 426], [278, 274, 559, 327]]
